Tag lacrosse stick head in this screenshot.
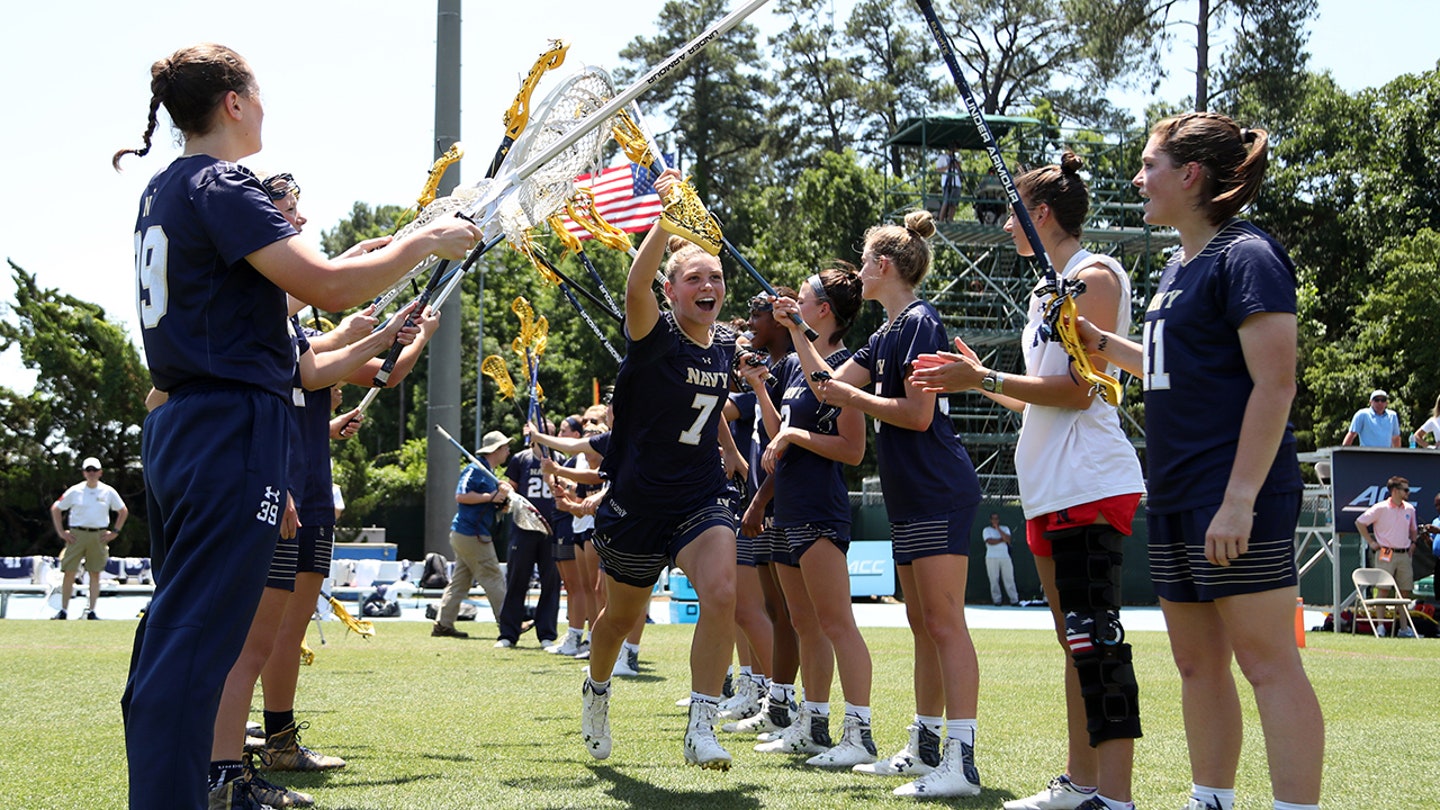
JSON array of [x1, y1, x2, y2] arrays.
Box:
[[511, 231, 561, 286], [481, 355, 518, 400], [612, 109, 657, 169], [533, 316, 549, 357], [562, 188, 633, 253], [659, 180, 724, 256], [511, 296, 537, 345], [494, 67, 616, 243]]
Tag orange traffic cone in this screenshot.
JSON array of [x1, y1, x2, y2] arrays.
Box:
[[1295, 596, 1307, 648]]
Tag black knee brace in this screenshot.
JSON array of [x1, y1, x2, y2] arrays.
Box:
[[1049, 524, 1141, 745]]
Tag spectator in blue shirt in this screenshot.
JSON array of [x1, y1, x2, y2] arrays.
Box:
[[1343, 389, 1402, 447]]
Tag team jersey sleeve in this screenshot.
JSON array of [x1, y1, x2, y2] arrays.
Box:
[[192, 166, 297, 266], [624, 314, 677, 366], [1221, 237, 1297, 329], [850, 333, 876, 374], [588, 432, 611, 457], [896, 309, 949, 367]]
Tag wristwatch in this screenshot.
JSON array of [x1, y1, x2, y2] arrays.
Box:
[[981, 371, 1005, 395]]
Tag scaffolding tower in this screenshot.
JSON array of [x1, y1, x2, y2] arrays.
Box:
[[883, 114, 1181, 497]]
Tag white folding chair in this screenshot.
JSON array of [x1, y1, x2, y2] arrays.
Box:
[[1351, 567, 1417, 638]]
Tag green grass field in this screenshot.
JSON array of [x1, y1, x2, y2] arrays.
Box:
[[1, 618, 1434, 809]]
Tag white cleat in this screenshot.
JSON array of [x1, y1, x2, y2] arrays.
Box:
[[716, 675, 761, 721], [1002, 774, 1098, 810], [753, 707, 830, 755], [580, 677, 611, 760], [724, 697, 792, 735], [893, 737, 980, 798], [547, 634, 582, 656], [853, 722, 940, 776], [612, 647, 640, 677], [682, 701, 733, 771], [806, 714, 877, 768]]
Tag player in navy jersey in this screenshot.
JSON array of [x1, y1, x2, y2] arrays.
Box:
[[252, 173, 442, 788], [544, 415, 596, 656], [580, 169, 745, 770], [1076, 112, 1321, 810], [772, 210, 983, 798], [727, 293, 807, 736], [913, 153, 1145, 810], [113, 44, 480, 810], [498, 429, 563, 648], [741, 265, 877, 769]]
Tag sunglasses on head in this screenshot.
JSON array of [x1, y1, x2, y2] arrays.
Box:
[[264, 173, 300, 201]]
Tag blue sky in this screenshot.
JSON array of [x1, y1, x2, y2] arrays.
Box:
[[1, 0, 1435, 394]]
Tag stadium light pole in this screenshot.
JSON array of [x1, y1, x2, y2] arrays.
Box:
[[425, 0, 463, 558]]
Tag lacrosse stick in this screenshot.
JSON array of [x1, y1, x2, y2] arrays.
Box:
[[366, 40, 574, 370], [318, 589, 375, 638], [551, 191, 623, 313], [913, 0, 1121, 404], [513, 231, 624, 362], [614, 108, 819, 341], [443, 0, 772, 246], [391, 141, 465, 233], [482, 353, 531, 427], [433, 424, 552, 535]]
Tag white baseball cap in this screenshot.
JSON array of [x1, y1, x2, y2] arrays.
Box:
[[81, 457, 102, 471], [1370, 389, 1389, 402]]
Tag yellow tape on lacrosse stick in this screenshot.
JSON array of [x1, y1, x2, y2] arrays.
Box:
[[327, 596, 375, 638], [481, 355, 518, 400], [299, 640, 315, 667], [563, 190, 634, 254], [1053, 294, 1124, 405]]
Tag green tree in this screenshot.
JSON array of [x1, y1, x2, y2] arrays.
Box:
[[846, 0, 954, 175], [1302, 229, 1440, 445], [616, 0, 773, 212], [0, 262, 148, 555]]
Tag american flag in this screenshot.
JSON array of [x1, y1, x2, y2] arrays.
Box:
[[556, 162, 665, 239]]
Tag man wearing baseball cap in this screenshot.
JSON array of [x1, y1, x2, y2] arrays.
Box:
[[432, 431, 514, 639], [49, 456, 128, 620], [1343, 390, 1402, 447]]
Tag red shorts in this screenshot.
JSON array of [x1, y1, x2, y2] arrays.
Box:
[[1026, 492, 1142, 557]]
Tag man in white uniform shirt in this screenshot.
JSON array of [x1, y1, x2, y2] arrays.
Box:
[[49, 456, 128, 620], [982, 512, 1020, 606]]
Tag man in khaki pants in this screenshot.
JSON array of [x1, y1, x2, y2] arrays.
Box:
[[50, 456, 128, 620], [432, 431, 513, 638]]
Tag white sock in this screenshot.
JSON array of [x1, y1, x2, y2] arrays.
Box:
[[771, 682, 795, 704], [568, 627, 583, 640], [1273, 803, 1318, 810], [1193, 785, 1235, 810], [945, 718, 976, 744], [916, 714, 944, 736], [690, 691, 720, 706], [621, 641, 640, 655], [1096, 796, 1133, 810], [802, 699, 829, 717], [739, 665, 752, 677], [588, 676, 610, 694], [845, 703, 871, 725]]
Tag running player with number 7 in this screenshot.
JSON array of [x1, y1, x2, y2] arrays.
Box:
[[1072, 112, 1322, 810], [580, 168, 746, 771]]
